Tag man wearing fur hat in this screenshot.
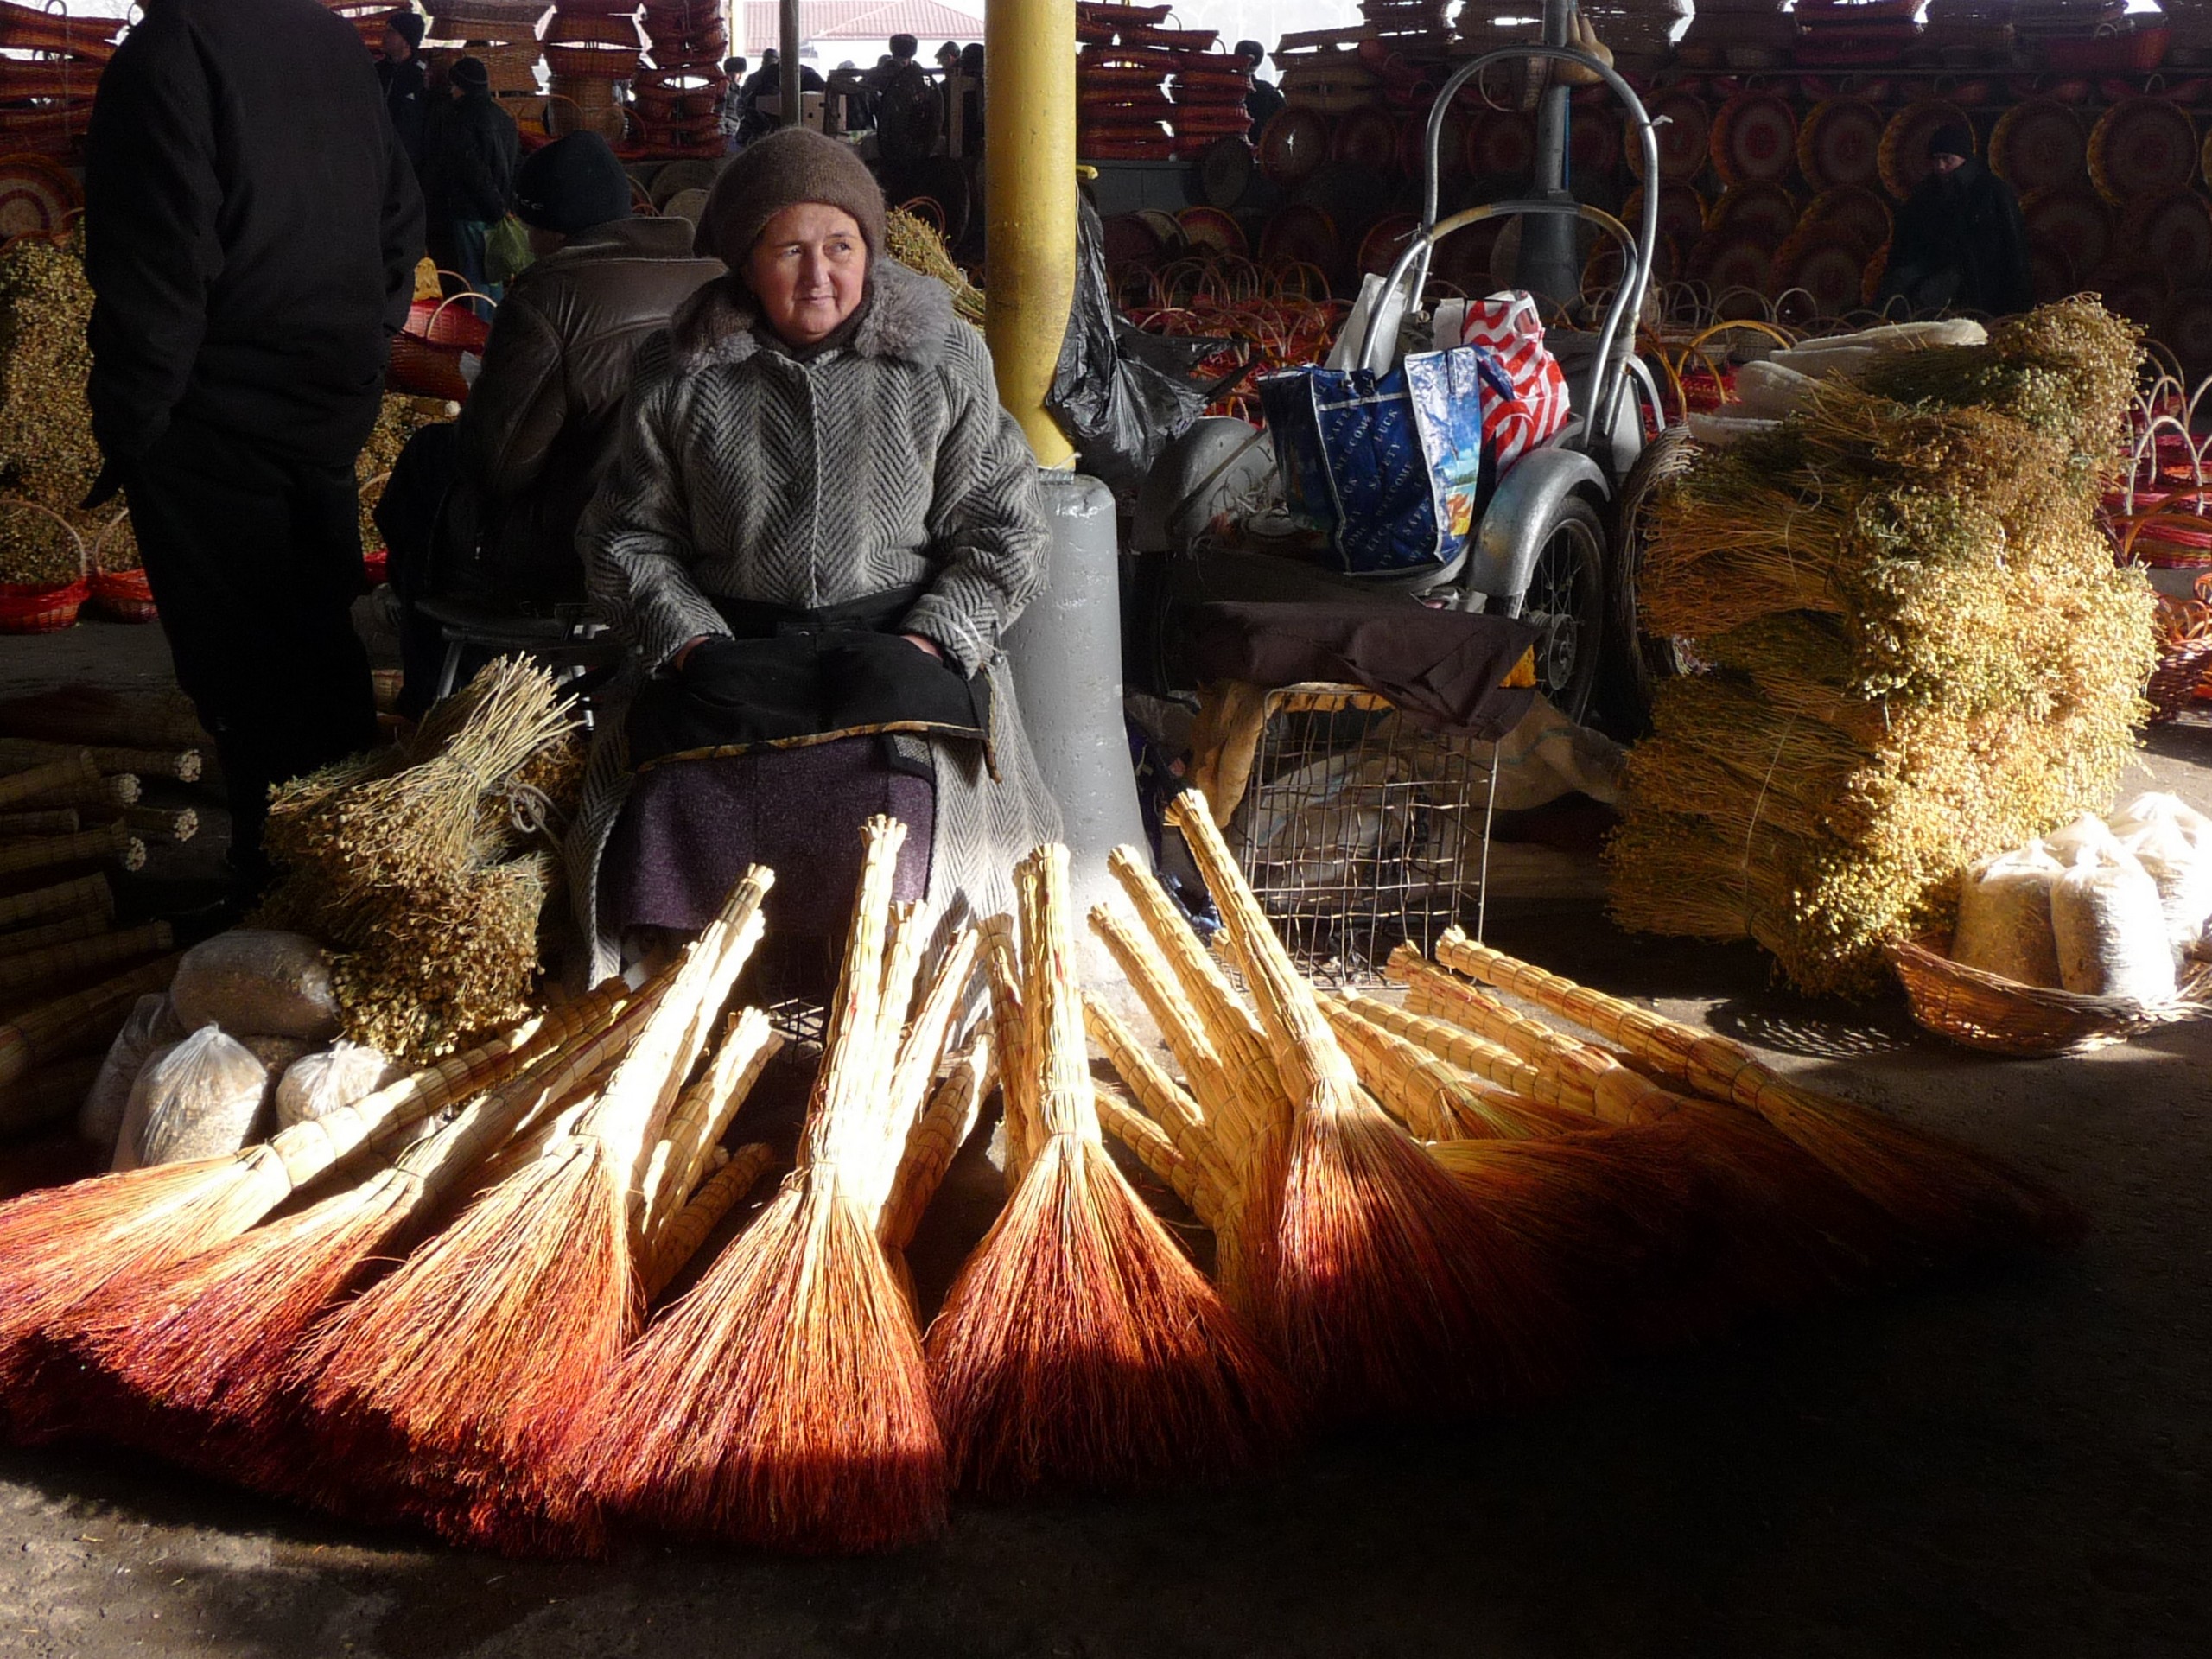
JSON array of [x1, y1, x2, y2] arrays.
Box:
[[571, 128, 1060, 974]]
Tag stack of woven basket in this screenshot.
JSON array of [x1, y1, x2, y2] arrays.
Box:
[[632, 1, 724, 156], [2170, 0, 2212, 64], [1167, 47, 1254, 162], [1793, 0, 1925, 66], [421, 0, 548, 114], [1075, 3, 1176, 160], [543, 0, 642, 146], [0, 0, 120, 158], [1673, 0, 1799, 69]]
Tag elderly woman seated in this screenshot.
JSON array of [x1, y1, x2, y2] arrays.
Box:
[[569, 129, 1060, 976]]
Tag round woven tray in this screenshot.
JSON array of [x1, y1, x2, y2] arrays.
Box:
[[1889, 933, 2212, 1057]]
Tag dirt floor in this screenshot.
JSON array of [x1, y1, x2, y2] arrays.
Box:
[[2, 620, 2209, 1658]]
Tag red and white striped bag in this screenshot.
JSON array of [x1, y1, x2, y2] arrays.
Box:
[[1433, 291, 1572, 472]]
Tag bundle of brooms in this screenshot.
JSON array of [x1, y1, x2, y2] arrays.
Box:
[[1614, 298, 2160, 995], [258, 658, 582, 1061], [0, 868, 788, 1556]]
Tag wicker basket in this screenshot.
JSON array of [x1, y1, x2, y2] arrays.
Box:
[[1888, 932, 2212, 1056], [0, 499, 86, 632], [89, 513, 155, 623]]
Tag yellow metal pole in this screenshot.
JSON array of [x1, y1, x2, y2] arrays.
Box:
[[983, 0, 1077, 467]]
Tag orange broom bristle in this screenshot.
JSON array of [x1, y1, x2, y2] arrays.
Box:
[[281, 872, 774, 1554], [569, 818, 947, 1552], [575, 1174, 946, 1551], [925, 844, 1296, 1497], [1164, 791, 1584, 1421]]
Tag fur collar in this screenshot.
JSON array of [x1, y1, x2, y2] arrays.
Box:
[[667, 257, 953, 372]]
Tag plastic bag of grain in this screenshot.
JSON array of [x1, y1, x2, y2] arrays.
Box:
[[2050, 842, 2177, 1003], [1951, 841, 2063, 988], [171, 929, 340, 1041], [76, 993, 186, 1157], [276, 1041, 399, 1130], [2108, 792, 2212, 955], [113, 1026, 270, 1171]]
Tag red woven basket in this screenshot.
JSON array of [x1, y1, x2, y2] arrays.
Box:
[[0, 499, 86, 632], [89, 512, 156, 622]]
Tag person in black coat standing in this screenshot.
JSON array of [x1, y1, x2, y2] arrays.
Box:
[[380, 8, 429, 167], [1238, 40, 1284, 142], [1878, 122, 2034, 317], [422, 55, 518, 316], [84, 0, 424, 893]]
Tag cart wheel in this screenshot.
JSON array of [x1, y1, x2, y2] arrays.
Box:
[[1605, 425, 1700, 734], [1521, 493, 1606, 726]]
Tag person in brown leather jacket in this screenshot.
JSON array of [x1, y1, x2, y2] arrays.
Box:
[[375, 130, 721, 711]]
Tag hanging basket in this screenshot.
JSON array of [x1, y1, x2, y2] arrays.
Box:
[[2088, 95, 2199, 205], [1989, 98, 2088, 191], [1802, 183, 1893, 258], [0, 499, 86, 633], [1710, 90, 1799, 186], [1797, 96, 1885, 192]]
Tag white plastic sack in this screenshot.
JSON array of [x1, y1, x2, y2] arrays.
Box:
[[76, 993, 185, 1157], [171, 929, 340, 1040], [2050, 845, 2177, 1003], [2043, 813, 2126, 869], [1731, 359, 1821, 419], [1952, 841, 2063, 988], [2109, 792, 2212, 953], [114, 1026, 270, 1172], [276, 1042, 399, 1130]]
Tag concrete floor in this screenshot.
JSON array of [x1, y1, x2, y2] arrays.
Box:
[[2, 621, 2209, 1657]]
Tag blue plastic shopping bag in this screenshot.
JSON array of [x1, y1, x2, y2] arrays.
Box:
[[1257, 346, 1512, 579]]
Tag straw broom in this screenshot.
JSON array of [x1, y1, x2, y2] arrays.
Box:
[[0, 953, 174, 1090], [572, 819, 952, 1552], [0, 920, 170, 997], [289, 868, 773, 1548], [1163, 792, 1579, 1419], [926, 845, 1295, 1496], [0, 822, 143, 880], [644, 1144, 778, 1300], [0, 753, 97, 810], [1388, 947, 1897, 1295], [0, 991, 611, 1435], [1433, 934, 2084, 1250], [16, 772, 138, 810], [0, 874, 110, 934], [0, 737, 200, 783], [0, 810, 80, 840], [1321, 1000, 1589, 1141], [38, 994, 664, 1479], [878, 1037, 993, 1266]]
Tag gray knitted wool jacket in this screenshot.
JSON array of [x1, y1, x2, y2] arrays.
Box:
[[567, 257, 1063, 974]]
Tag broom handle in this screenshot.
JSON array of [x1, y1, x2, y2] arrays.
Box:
[[1164, 791, 1361, 1103], [875, 901, 933, 1096], [0, 909, 107, 959], [0, 951, 178, 1087], [645, 1141, 776, 1298], [1321, 1001, 1460, 1141], [1106, 843, 1277, 1076], [879, 1036, 992, 1252], [641, 1007, 779, 1243], [1095, 1077, 1223, 1226], [0, 919, 171, 995], [1340, 994, 1592, 1115], [1437, 934, 1789, 1109], [1399, 969, 1684, 1130], [267, 976, 637, 1189], [1083, 993, 1238, 1197], [1019, 845, 1099, 1146], [869, 925, 979, 1223], [979, 916, 1043, 1180], [578, 865, 772, 1150], [1326, 999, 1588, 1141], [0, 821, 134, 879], [0, 873, 111, 933], [805, 817, 905, 1170], [0, 752, 97, 810], [1087, 903, 1232, 1115]]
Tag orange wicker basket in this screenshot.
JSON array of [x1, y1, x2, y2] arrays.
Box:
[[1888, 933, 2212, 1056], [88, 513, 155, 623]]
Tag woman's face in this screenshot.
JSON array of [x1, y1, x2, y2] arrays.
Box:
[[747, 204, 868, 346]]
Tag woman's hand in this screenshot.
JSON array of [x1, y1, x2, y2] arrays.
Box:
[[673, 635, 712, 671], [900, 632, 944, 661]]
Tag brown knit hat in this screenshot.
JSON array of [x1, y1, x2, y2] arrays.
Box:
[[694, 129, 887, 269]]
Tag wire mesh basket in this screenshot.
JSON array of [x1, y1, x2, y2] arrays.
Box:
[[1213, 683, 1494, 986]]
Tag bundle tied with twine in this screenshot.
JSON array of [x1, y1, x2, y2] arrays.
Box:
[[1612, 298, 2158, 995], [569, 817, 981, 1554], [258, 658, 582, 1060]]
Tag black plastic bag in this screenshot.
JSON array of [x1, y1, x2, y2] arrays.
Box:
[[1046, 199, 1205, 509]]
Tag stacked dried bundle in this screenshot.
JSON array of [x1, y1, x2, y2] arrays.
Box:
[[1086, 796, 1580, 1422], [289, 870, 774, 1552], [1613, 301, 2159, 994], [571, 818, 981, 1553], [926, 845, 1294, 1496], [0, 234, 106, 583], [887, 207, 986, 327], [259, 659, 580, 1059]]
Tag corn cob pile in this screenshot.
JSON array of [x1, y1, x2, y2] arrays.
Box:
[[257, 658, 581, 1062], [1610, 298, 2159, 994]]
